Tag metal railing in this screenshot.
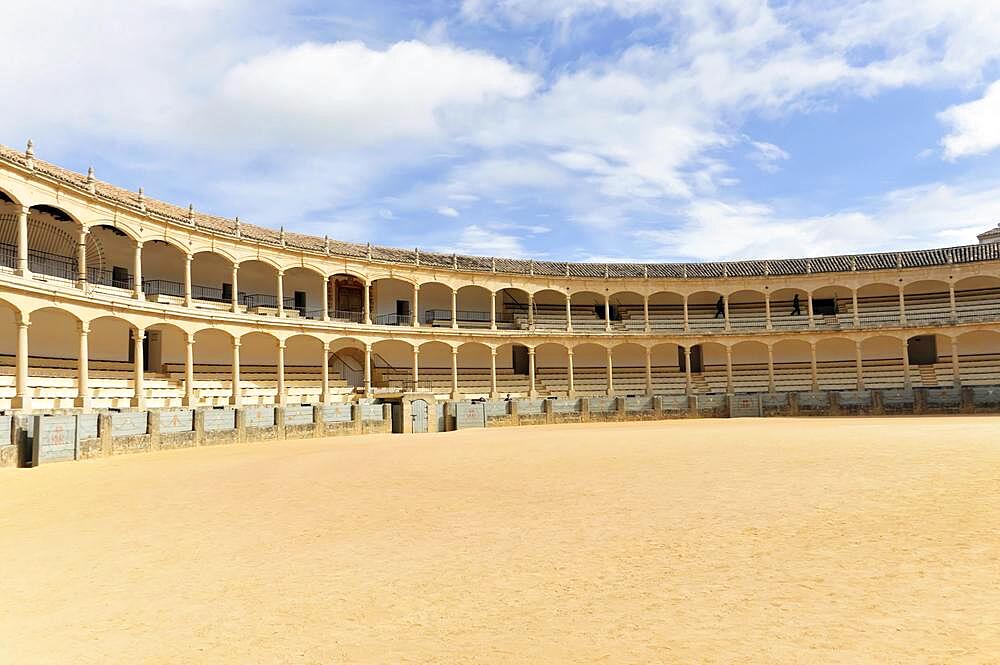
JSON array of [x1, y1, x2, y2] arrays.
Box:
[[142, 279, 185, 297], [242, 293, 296, 310], [86, 267, 133, 290], [0, 242, 16, 269], [330, 309, 364, 323], [425, 309, 494, 324], [30, 248, 79, 281], [375, 313, 412, 326]]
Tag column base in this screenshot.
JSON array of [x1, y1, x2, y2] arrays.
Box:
[[130, 397, 146, 408], [133, 292, 145, 301], [11, 395, 32, 411], [74, 396, 91, 409], [450, 391, 462, 400], [15, 267, 31, 278]]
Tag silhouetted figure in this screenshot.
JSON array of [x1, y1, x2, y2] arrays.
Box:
[[714, 296, 725, 319], [791, 294, 802, 316]]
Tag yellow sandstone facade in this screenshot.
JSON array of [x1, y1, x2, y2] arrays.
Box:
[[1, 141, 999, 412]]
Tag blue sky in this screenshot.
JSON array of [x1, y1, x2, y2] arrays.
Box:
[[5, 0, 1000, 262]]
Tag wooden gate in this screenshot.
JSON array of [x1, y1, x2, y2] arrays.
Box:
[[411, 399, 429, 433]]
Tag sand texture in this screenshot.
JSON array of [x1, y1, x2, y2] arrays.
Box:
[[2, 417, 1000, 664]]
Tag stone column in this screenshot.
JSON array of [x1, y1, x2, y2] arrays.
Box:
[[363, 281, 371, 325], [644, 346, 653, 395], [412, 347, 420, 390], [643, 295, 650, 333], [901, 337, 911, 389], [276, 341, 286, 405], [528, 347, 537, 396], [76, 323, 90, 408], [605, 347, 614, 396], [230, 339, 241, 406], [898, 284, 907, 325], [565, 293, 573, 332], [807, 292, 815, 328], [604, 293, 611, 332], [725, 345, 733, 393], [951, 336, 961, 388], [13, 317, 30, 410], [528, 293, 535, 330], [855, 340, 864, 390], [567, 349, 575, 397], [450, 347, 459, 398], [321, 342, 331, 403], [489, 290, 497, 330], [764, 291, 772, 330], [809, 342, 818, 391], [231, 264, 240, 313], [490, 348, 498, 398], [184, 334, 195, 406], [682, 295, 690, 331], [321, 277, 330, 321], [723, 295, 730, 331], [451, 288, 458, 329], [364, 344, 372, 395], [852, 289, 860, 328], [16, 205, 29, 276], [133, 241, 144, 299], [77, 228, 88, 287], [767, 344, 775, 393], [948, 282, 957, 321], [276, 270, 284, 317], [684, 346, 692, 395], [132, 328, 145, 408], [183, 253, 193, 307], [412, 283, 420, 327]]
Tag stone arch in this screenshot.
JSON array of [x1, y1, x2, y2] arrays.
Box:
[[860, 334, 906, 390], [855, 282, 901, 326], [727, 289, 767, 331], [190, 250, 236, 305], [283, 266, 326, 319], [954, 275, 1000, 322], [771, 338, 814, 392], [531, 288, 569, 330], [417, 282, 454, 326], [455, 284, 494, 329], [567, 341, 610, 396], [371, 277, 416, 325], [456, 341, 492, 395], [141, 239, 187, 297], [647, 291, 685, 332], [329, 273, 366, 322], [814, 336, 858, 391], [954, 329, 1000, 385], [238, 259, 279, 311], [608, 290, 643, 328], [729, 340, 769, 393], [496, 286, 530, 329], [145, 322, 188, 373], [569, 290, 607, 331], [903, 279, 951, 325], [611, 341, 647, 396], [687, 289, 726, 330], [769, 287, 810, 330]]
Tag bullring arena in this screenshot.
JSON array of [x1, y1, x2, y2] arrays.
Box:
[[2, 142, 1000, 663]]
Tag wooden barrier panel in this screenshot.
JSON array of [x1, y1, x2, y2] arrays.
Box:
[[729, 394, 762, 417], [159, 409, 194, 434], [33, 415, 78, 464], [455, 402, 487, 429], [111, 411, 149, 437], [204, 408, 237, 432], [77, 413, 99, 440], [322, 404, 352, 423], [551, 399, 580, 414], [360, 404, 383, 421], [284, 405, 314, 427], [244, 406, 276, 429]]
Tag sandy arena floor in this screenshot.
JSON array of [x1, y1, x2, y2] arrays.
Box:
[[2, 417, 1000, 664]]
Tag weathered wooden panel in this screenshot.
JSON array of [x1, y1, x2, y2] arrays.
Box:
[[837, 390, 871, 407], [159, 409, 194, 434], [551, 399, 580, 414], [455, 402, 486, 429], [436, 403, 446, 432], [111, 411, 149, 437], [881, 389, 914, 406], [797, 391, 830, 408], [203, 408, 236, 432], [925, 388, 961, 405], [244, 406, 275, 429], [34, 415, 77, 463], [659, 395, 689, 410], [0, 415, 12, 444], [516, 399, 544, 415], [729, 393, 761, 417], [589, 397, 617, 413], [761, 393, 789, 408], [322, 404, 352, 423], [77, 413, 99, 441], [972, 386, 1000, 405], [696, 394, 726, 409], [361, 404, 383, 421], [483, 400, 509, 417], [625, 397, 654, 412], [284, 405, 314, 427]]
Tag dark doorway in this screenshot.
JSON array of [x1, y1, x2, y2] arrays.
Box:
[[338, 286, 363, 312], [293, 290, 306, 315], [679, 345, 703, 373], [907, 336, 938, 365], [127, 330, 150, 371], [221, 282, 233, 302], [396, 299, 411, 319], [512, 345, 529, 375], [112, 266, 130, 290], [812, 298, 837, 315]]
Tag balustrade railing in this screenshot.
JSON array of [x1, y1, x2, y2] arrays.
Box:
[[86, 267, 133, 290], [30, 248, 78, 281], [330, 309, 364, 323], [142, 279, 185, 297], [375, 313, 413, 326], [425, 309, 496, 324]]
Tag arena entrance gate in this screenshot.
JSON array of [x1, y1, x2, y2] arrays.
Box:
[[411, 399, 429, 433], [729, 393, 762, 418]]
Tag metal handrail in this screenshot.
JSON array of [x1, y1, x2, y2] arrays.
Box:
[[86, 267, 133, 290], [374, 313, 412, 326]]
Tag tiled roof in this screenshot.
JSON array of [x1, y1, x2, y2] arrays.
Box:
[[2, 143, 998, 279]]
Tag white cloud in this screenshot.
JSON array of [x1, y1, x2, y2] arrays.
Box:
[[449, 224, 529, 257], [748, 140, 790, 173], [436, 206, 460, 217], [939, 81, 1000, 160]]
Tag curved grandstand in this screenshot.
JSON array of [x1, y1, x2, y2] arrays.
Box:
[[2, 140, 1000, 449]]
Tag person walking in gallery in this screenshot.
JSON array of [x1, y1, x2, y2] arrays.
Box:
[[791, 294, 802, 316], [714, 296, 725, 319]]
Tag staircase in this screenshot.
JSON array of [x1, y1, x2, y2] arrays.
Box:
[[690, 374, 710, 394], [918, 365, 938, 387]]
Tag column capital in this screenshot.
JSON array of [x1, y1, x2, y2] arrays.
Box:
[[527, 347, 535, 355], [490, 347, 497, 356], [277, 269, 285, 277], [19, 204, 30, 215], [277, 342, 286, 350], [322, 341, 330, 351], [78, 323, 90, 335], [232, 339, 241, 348], [451, 347, 459, 355], [566, 348, 574, 357]]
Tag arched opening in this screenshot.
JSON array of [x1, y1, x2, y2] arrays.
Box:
[[687, 290, 726, 331], [771, 339, 813, 392], [529, 288, 567, 330], [856, 283, 902, 327], [285, 334, 325, 403], [728, 290, 766, 331], [143, 322, 188, 407], [611, 342, 647, 396], [650, 342, 685, 394], [240, 331, 279, 404], [193, 329, 236, 406], [815, 337, 858, 391], [730, 341, 769, 393], [568, 342, 610, 396], [371, 339, 415, 391], [0, 299, 19, 409], [29, 307, 82, 409], [860, 335, 906, 389], [810, 285, 852, 328], [372, 277, 415, 326], [496, 287, 529, 330], [415, 340, 454, 396], [698, 341, 729, 393], [330, 274, 366, 323], [532, 342, 568, 396], [608, 291, 643, 332], [954, 276, 1000, 322], [238, 260, 279, 315], [903, 332, 954, 387], [329, 337, 366, 392], [456, 342, 492, 395], [769, 287, 810, 330], [284, 267, 326, 320], [954, 330, 1000, 385], [0, 194, 22, 270], [85, 224, 138, 291], [418, 282, 454, 327], [903, 279, 951, 325], [569, 291, 608, 332], [141, 240, 187, 300], [647, 291, 684, 332], [22, 205, 81, 282], [190, 251, 234, 307], [455, 285, 493, 329]]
